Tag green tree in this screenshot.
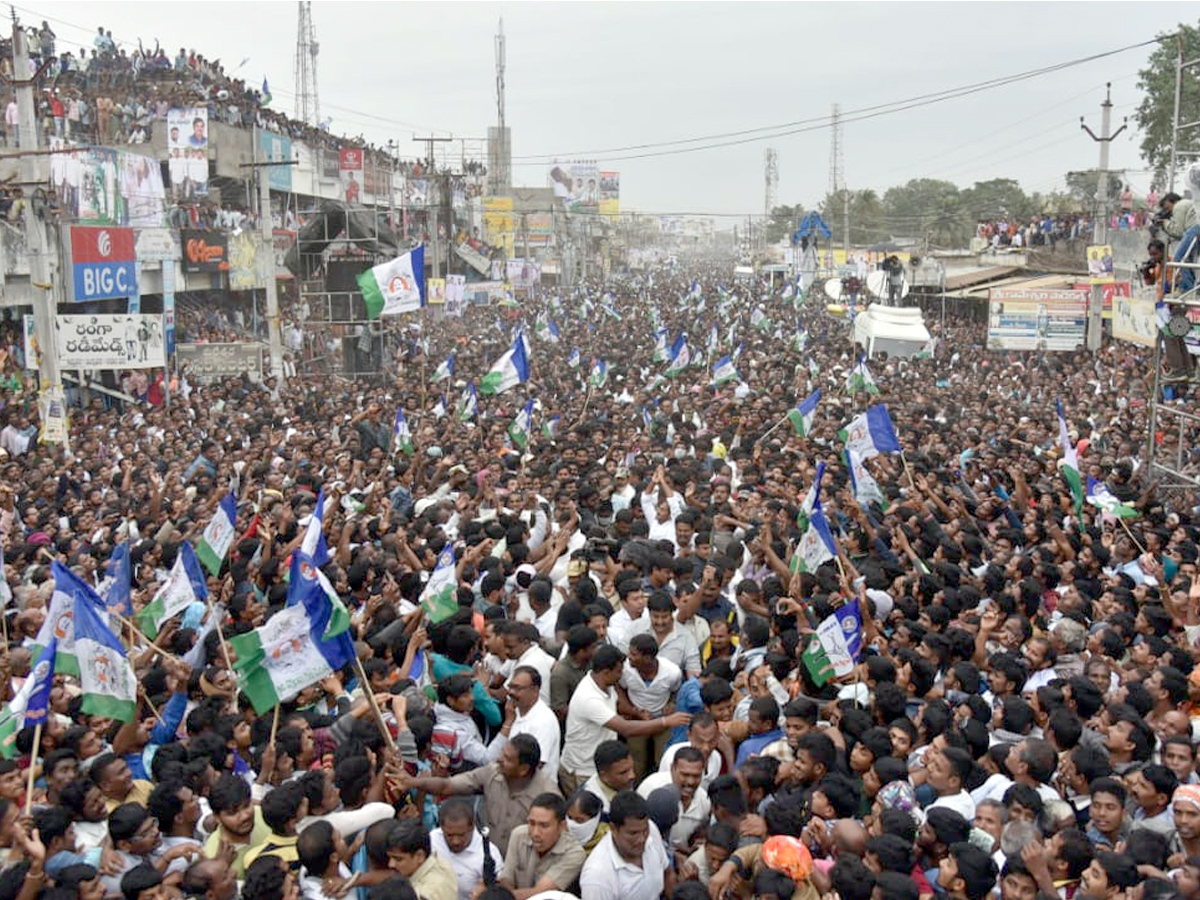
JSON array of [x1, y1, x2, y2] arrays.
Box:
[[820, 189, 887, 246], [1063, 170, 1124, 209], [960, 178, 1033, 224], [1135, 24, 1200, 187], [765, 204, 804, 245], [881, 179, 962, 243]]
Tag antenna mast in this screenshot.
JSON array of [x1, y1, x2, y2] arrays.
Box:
[[294, 1, 320, 127]]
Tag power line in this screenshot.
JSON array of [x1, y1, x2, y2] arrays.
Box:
[[509, 36, 1163, 163]]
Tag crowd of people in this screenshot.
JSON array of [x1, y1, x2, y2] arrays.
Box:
[[0, 251, 1197, 900]]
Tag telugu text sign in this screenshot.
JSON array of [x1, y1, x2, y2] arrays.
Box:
[[176, 343, 263, 380], [54, 314, 165, 369], [986, 288, 1088, 352]]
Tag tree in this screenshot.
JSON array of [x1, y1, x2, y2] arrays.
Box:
[[765, 204, 804, 245], [820, 189, 887, 247], [881, 179, 962, 244], [1064, 171, 1124, 209], [960, 178, 1033, 224], [1135, 24, 1200, 188]]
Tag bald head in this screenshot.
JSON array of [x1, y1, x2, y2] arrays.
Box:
[[833, 818, 868, 856]]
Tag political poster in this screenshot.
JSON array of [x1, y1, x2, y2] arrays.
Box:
[[54, 314, 166, 369], [1112, 287, 1158, 348], [482, 197, 515, 255], [166, 107, 209, 199], [404, 178, 429, 206], [986, 288, 1088, 352], [273, 230, 296, 281], [320, 148, 340, 181], [599, 171, 620, 217], [50, 140, 166, 227], [549, 161, 600, 213], [1100, 281, 1130, 320], [227, 231, 262, 291], [22, 314, 36, 371], [426, 278, 446, 306], [445, 275, 466, 317], [1087, 245, 1115, 285], [339, 148, 364, 205], [176, 342, 264, 380]]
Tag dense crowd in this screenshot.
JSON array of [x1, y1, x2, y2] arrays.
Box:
[[0, 254, 1197, 900]]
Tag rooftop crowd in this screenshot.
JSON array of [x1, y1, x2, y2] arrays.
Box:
[[0, 244, 1194, 900]]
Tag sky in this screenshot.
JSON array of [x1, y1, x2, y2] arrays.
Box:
[[23, 1, 1195, 219]]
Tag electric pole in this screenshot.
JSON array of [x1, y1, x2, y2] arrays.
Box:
[[1080, 84, 1127, 352], [12, 20, 62, 426], [241, 147, 297, 379], [413, 135, 453, 279]]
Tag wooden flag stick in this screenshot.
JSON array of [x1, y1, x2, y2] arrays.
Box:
[[111, 614, 187, 666], [206, 600, 234, 672], [24, 722, 40, 815], [353, 656, 397, 752], [269, 703, 281, 745]]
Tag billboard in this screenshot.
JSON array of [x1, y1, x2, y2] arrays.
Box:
[[166, 107, 209, 199], [68, 226, 136, 302], [549, 161, 599, 213], [482, 197, 514, 256], [506, 259, 540, 288], [1112, 286, 1158, 348], [258, 129, 293, 191], [986, 288, 1088, 351], [176, 342, 264, 380], [1100, 281, 1130, 320], [55, 314, 165, 369], [599, 170, 620, 217], [135, 228, 180, 264], [320, 148, 340, 181], [50, 139, 166, 227], [339, 147, 364, 204], [181, 229, 229, 274]]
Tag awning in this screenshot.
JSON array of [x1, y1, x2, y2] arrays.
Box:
[[942, 266, 1020, 292], [941, 273, 1075, 300]]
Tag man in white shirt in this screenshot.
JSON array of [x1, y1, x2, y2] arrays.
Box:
[[647, 592, 701, 678], [926, 747, 977, 821], [489, 666, 561, 775], [608, 580, 650, 654], [636, 746, 711, 850], [659, 715, 722, 790], [639, 464, 686, 551], [581, 742, 638, 813], [297, 820, 353, 900], [560, 645, 690, 794], [503, 622, 556, 706], [430, 798, 504, 900], [579, 791, 674, 900], [619, 634, 683, 718]]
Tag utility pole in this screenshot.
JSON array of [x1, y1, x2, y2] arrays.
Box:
[[12, 20, 62, 427], [413, 134, 452, 278], [1081, 84, 1127, 352], [241, 149, 298, 379]]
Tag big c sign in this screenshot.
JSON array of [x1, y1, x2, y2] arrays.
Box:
[[69, 226, 136, 302]]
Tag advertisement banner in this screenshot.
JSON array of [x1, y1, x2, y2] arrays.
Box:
[[445, 275, 466, 317], [506, 259, 540, 288], [1100, 281, 1130, 320], [549, 161, 599, 213], [50, 139, 166, 227], [404, 178, 429, 206], [258, 129, 293, 191], [599, 171, 620, 217], [1087, 245, 1115, 285], [22, 314, 36, 370], [54, 314, 165, 369], [134, 228, 181, 264], [1112, 287, 1158, 348], [181, 230, 229, 274], [482, 197, 515, 255], [68, 226, 137, 302], [455, 242, 492, 276], [227, 231, 261, 291], [176, 342, 264, 380], [427, 278, 446, 306], [166, 107, 209, 199], [339, 148, 364, 205], [163, 265, 176, 357], [986, 288, 1088, 351], [525, 213, 554, 248], [273, 230, 296, 280], [463, 281, 509, 305], [320, 148, 340, 181]]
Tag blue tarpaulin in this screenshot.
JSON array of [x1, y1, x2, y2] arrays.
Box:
[[792, 211, 833, 244]]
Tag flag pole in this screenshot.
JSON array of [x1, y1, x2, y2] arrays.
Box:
[[269, 703, 280, 745], [757, 411, 793, 445], [352, 656, 397, 752], [206, 599, 234, 672], [1118, 517, 1147, 555], [112, 614, 187, 666], [899, 450, 918, 492], [24, 722, 40, 815]]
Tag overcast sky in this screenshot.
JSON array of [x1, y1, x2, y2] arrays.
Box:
[[23, 1, 1194, 218]]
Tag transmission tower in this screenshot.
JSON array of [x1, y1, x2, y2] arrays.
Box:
[[829, 104, 849, 257], [764, 148, 778, 216], [294, 1, 320, 128], [490, 18, 511, 193]]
